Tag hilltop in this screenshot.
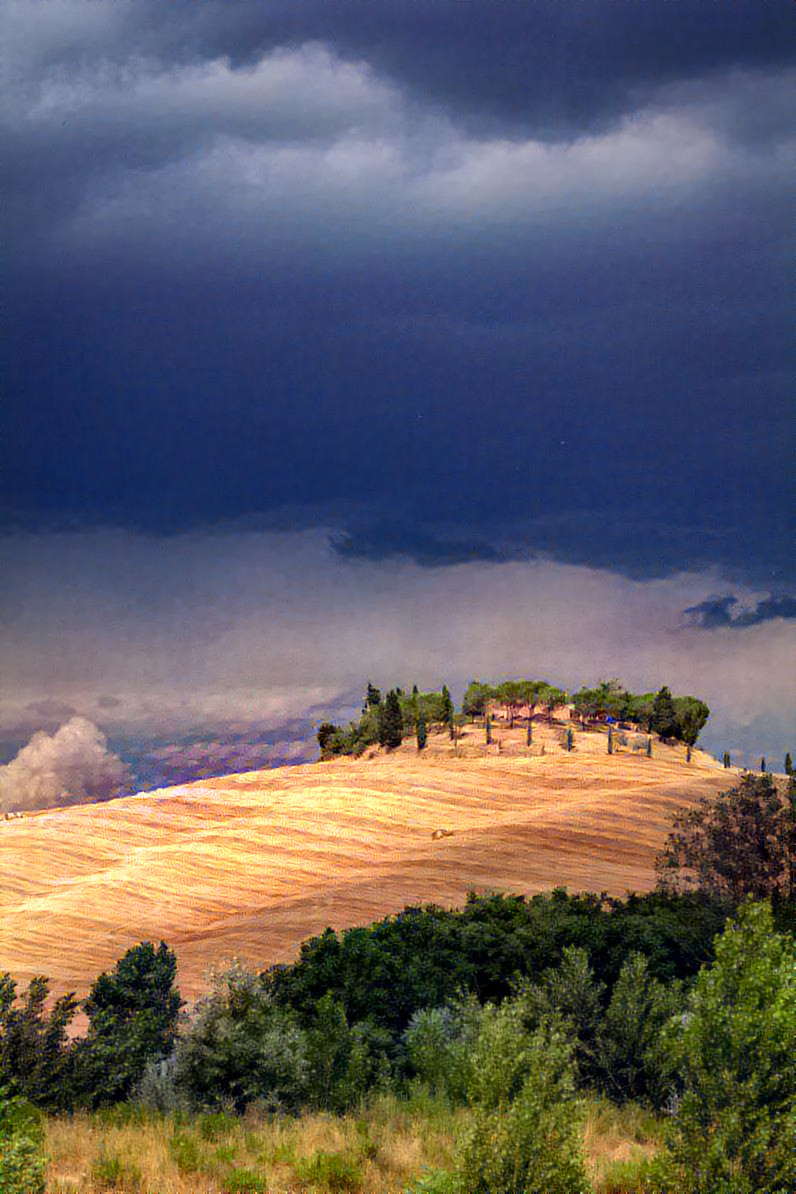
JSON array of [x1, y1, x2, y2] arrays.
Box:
[[1, 720, 732, 1004]]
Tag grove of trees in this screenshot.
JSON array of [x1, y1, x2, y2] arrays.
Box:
[[318, 676, 711, 757]]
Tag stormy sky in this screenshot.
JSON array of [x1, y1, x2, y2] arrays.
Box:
[[2, 1, 794, 793]]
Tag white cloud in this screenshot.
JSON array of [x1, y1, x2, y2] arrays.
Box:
[[0, 717, 132, 812]]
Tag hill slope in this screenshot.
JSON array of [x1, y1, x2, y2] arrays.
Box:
[[0, 725, 732, 1003]]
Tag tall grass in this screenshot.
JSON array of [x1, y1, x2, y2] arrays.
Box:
[[44, 1092, 666, 1193], [44, 1090, 463, 1194]]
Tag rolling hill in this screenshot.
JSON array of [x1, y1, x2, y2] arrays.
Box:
[[0, 722, 733, 1005]]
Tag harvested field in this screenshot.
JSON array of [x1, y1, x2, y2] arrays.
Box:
[[0, 722, 732, 1004]]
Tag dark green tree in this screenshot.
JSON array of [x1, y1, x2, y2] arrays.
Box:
[[485, 714, 492, 745], [441, 685, 454, 733], [723, 751, 731, 769], [416, 713, 427, 751], [378, 690, 404, 750], [565, 726, 574, 752], [655, 773, 795, 910], [364, 682, 381, 711], [786, 752, 793, 777], [650, 686, 678, 739], [760, 757, 766, 773], [0, 976, 78, 1110], [174, 961, 308, 1113], [72, 942, 182, 1107], [672, 696, 710, 746]]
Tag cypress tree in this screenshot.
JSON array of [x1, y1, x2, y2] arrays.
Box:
[[607, 727, 613, 755], [760, 757, 766, 774], [526, 717, 533, 747], [378, 690, 404, 750], [416, 713, 427, 751], [651, 686, 677, 740], [786, 753, 793, 777], [485, 714, 492, 745], [646, 736, 653, 758], [566, 726, 574, 752], [723, 752, 731, 769]]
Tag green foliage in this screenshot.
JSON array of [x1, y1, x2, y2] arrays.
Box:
[[786, 752, 793, 776], [0, 973, 78, 1109], [90, 1149, 142, 1190], [72, 941, 182, 1108], [661, 900, 796, 1193], [308, 992, 350, 1112], [462, 680, 494, 719], [169, 1130, 203, 1171], [650, 686, 678, 740], [723, 751, 731, 768], [175, 961, 309, 1113], [595, 953, 684, 1107], [0, 1088, 46, 1194], [295, 1149, 363, 1191], [455, 1007, 588, 1194], [416, 712, 427, 750], [565, 726, 574, 751], [656, 772, 795, 908], [403, 996, 483, 1102], [516, 945, 605, 1089], [379, 689, 405, 749], [222, 1169, 270, 1194], [672, 696, 710, 747]]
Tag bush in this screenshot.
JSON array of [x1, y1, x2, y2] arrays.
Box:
[[454, 1005, 588, 1193], [175, 961, 309, 1113], [0, 1088, 46, 1194], [222, 1169, 270, 1194], [295, 1149, 363, 1191], [661, 900, 796, 1193], [403, 996, 483, 1103]]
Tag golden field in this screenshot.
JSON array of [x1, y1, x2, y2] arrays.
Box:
[[0, 721, 732, 1004]]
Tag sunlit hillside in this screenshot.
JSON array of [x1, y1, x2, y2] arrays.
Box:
[[0, 722, 732, 1004]]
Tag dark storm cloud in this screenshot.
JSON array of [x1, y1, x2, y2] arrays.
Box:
[[13, 0, 792, 137], [2, 0, 793, 593], [685, 594, 796, 631]]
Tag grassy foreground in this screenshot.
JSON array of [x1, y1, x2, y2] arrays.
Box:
[[43, 1093, 662, 1193]]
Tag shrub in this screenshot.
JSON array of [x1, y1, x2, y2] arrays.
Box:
[[661, 900, 796, 1193], [296, 1149, 364, 1191], [175, 961, 309, 1112], [90, 1149, 142, 1191], [454, 1005, 588, 1193], [0, 1088, 46, 1194], [222, 1169, 270, 1194]]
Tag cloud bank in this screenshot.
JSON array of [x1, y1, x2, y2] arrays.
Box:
[[0, 717, 133, 812]]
